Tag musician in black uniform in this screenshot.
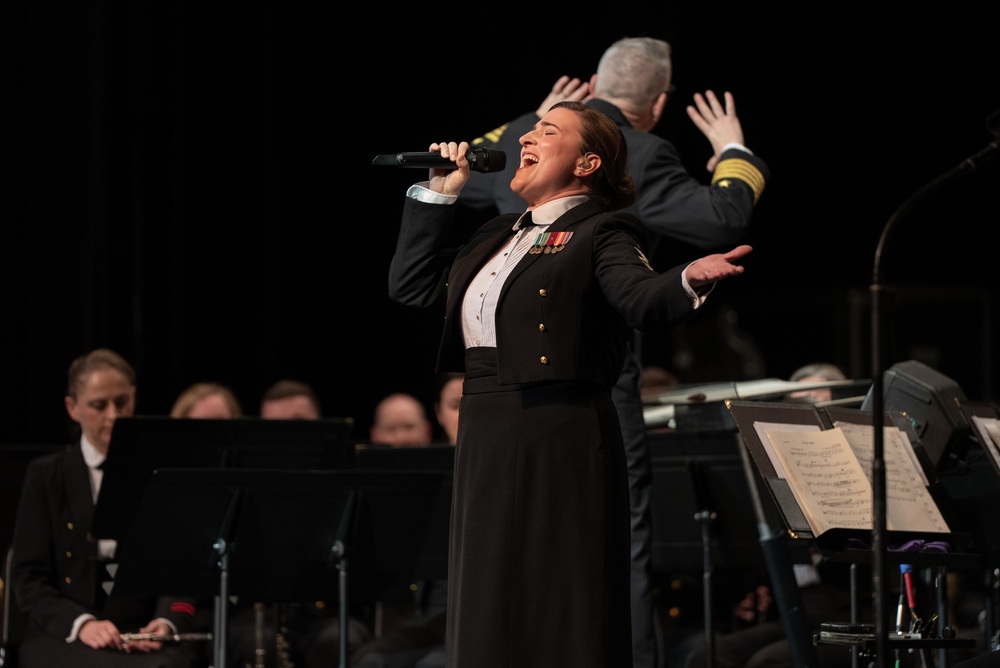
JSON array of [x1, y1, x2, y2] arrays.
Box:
[[458, 37, 769, 668], [10, 348, 202, 668], [387, 100, 753, 667]]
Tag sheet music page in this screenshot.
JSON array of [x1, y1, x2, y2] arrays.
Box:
[[752, 421, 822, 478], [834, 421, 950, 533], [764, 428, 873, 536], [971, 415, 1000, 472]]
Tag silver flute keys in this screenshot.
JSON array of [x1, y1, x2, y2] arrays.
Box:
[[120, 632, 213, 643]]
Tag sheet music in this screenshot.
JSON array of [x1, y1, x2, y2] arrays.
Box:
[[763, 428, 873, 536], [834, 421, 950, 533], [752, 421, 822, 477], [762, 426, 950, 536]]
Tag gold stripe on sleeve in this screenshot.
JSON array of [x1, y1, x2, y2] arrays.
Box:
[[711, 158, 766, 204], [471, 123, 510, 146]]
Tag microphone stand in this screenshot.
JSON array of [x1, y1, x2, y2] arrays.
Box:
[[869, 128, 998, 667]]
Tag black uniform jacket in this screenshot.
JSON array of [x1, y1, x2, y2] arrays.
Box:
[[11, 444, 196, 639], [389, 196, 698, 391]]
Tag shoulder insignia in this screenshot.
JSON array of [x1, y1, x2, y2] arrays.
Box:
[[634, 246, 654, 271]]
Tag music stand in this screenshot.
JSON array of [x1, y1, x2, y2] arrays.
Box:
[[354, 445, 455, 581], [111, 468, 447, 668], [353, 443, 456, 472], [92, 415, 355, 542]]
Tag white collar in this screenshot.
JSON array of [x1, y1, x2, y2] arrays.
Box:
[[515, 195, 589, 230], [80, 435, 106, 469]]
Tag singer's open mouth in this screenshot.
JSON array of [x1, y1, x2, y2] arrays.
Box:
[[519, 152, 539, 169]]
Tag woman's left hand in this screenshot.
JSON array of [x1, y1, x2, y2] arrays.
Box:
[[686, 244, 752, 288]]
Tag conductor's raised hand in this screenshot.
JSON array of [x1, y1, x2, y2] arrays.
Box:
[[686, 90, 745, 172], [686, 244, 752, 290], [427, 141, 471, 197], [534, 75, 591, 117]]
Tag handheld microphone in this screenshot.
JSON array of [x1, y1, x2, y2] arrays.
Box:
[[372, 147, 506, 173]]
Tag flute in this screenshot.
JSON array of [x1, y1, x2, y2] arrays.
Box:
[[120, 632, 213, 643]]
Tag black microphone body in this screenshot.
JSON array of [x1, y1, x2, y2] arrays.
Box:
[[372, 147, 507, 174]]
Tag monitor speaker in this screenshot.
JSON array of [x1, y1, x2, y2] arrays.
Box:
[[861, 359, 971, 469]]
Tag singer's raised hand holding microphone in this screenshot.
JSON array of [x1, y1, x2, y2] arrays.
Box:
[[372, 145, 506, 173], [426, 141, 474, 196]]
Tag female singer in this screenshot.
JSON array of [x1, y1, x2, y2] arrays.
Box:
[[387, 101, 752, 667]]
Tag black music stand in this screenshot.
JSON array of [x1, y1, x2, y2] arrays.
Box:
[[728, 400, 978, 665], [92, 415, 355, 542], [111, 468, 447, 668], [353, 443, 456, 472], [354, 444, 455, 581]]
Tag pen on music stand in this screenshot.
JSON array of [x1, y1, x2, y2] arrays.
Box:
[[901, 563, 918, 625], [896, 591, 905, 634]]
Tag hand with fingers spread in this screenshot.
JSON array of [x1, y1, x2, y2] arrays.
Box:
[[534, 75, 591, 117], [685, 244, 753, 290], [686, 90, 746, 172]]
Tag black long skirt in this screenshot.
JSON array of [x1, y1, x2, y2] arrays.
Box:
[[444, 348, 632, 668]]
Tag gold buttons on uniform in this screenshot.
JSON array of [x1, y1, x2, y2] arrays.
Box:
[[540, 356, 549, 365], [539, 289, 547, 296], [538, 323, 546, 331], [65, 577, 72, 584], [67, 522, 74, 530], [65, 551, 72, 558]]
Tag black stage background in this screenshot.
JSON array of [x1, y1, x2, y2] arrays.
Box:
[[2, 3, 998, 445]]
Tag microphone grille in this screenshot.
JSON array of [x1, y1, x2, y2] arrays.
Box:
[[469, 147, 507, 174]]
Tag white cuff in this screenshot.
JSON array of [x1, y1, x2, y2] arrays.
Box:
[[720, 142, 752, 156], [67, 613, 97, 642], [406, 183, 458, 205]]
